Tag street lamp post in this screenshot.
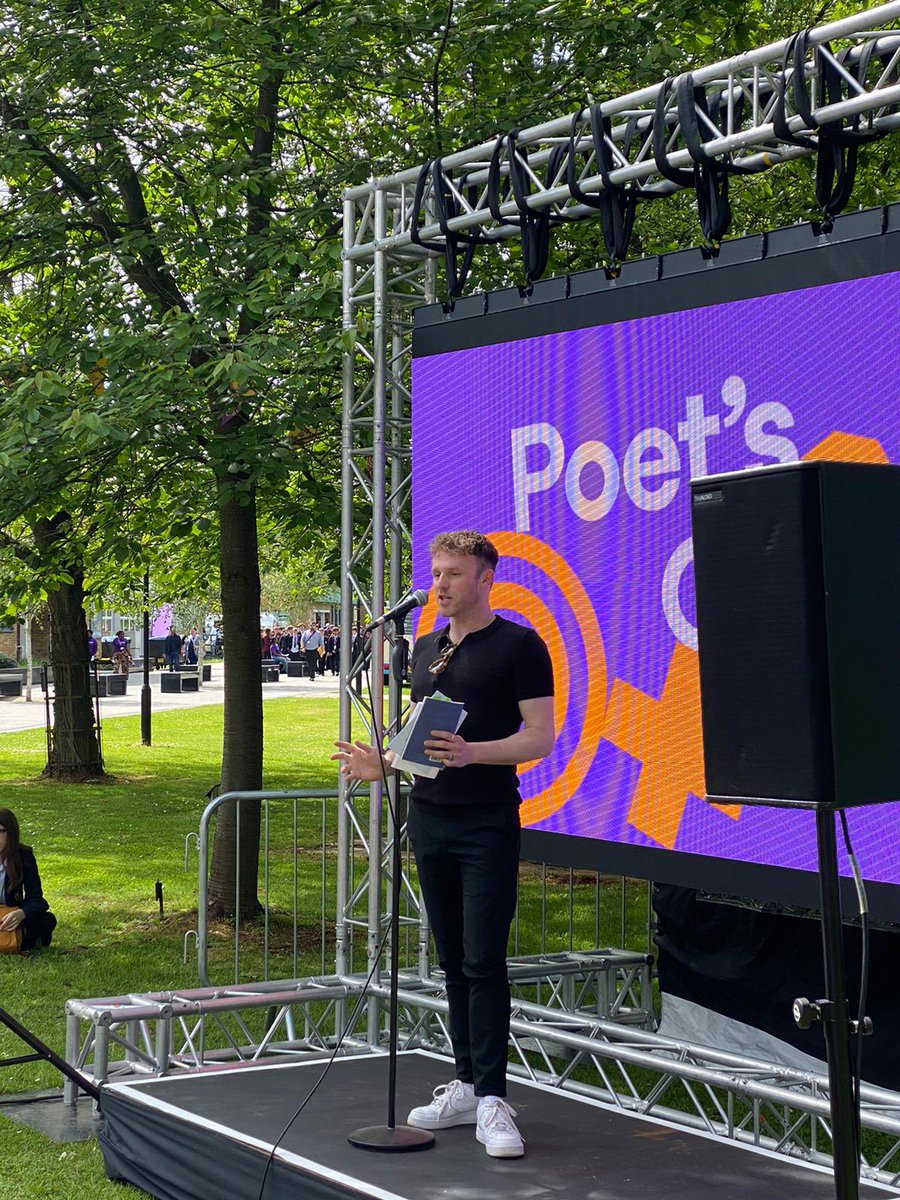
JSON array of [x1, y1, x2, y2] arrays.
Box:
[[141, 570, 151, 746]]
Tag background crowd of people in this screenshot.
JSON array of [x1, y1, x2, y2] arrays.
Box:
[[261, 623, 340, 676], [84, 620, 345, 677]]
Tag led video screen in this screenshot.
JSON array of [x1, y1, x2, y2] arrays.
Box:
[[411, 214, 900, 918]]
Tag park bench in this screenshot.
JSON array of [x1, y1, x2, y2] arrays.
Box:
[[160, 673, 199, 694]]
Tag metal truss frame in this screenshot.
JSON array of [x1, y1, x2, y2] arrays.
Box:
[[338, 183, 436, 1040], [63, 950, 650, 1092], [63, 979, 353, 1101], [379, 982, 900, 1187], [64, 970, 900, 1188], [342, 3, 900, 269], [333, 0, 900, 1181]]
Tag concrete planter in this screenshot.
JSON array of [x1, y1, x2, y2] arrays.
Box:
[[91, 674, 127, 698], [160, 673, 199, 693]]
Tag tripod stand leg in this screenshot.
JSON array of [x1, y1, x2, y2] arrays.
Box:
[[0, 1006, 100, 1103]]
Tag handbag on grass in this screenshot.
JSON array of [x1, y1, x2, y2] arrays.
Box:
[[0, 905, 23, 954]]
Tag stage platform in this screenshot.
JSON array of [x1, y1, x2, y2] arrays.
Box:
[[98, 1049, 893, 1200]]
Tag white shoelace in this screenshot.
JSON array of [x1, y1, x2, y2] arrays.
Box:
[[433, 1080, 471, 1109], [479, 1099, 521, 1137]]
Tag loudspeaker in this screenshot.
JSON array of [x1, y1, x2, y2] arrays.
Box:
[[690, 461, 900, 808]]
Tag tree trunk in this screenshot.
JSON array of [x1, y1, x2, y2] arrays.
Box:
[[207, 489, 263, 918], [33, 516, 104, 780], [202, 5, 281, 920]]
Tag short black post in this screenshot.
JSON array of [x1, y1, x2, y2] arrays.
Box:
[[141, 569, 152, 746], [815, 807, 860, 1200]]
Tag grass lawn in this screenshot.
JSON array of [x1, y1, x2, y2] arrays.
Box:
[[0, 697, 879, 1194], [0, 697, 344, 1198], [0, 696, 654, 1198]]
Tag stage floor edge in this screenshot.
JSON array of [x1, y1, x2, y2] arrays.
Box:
[[98, 1049, 896, 1200]]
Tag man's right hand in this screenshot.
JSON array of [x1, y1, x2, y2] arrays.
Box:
[[332, 740, 390, 781]]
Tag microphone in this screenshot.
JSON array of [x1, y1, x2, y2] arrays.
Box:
[[367, 589, 430, 631]]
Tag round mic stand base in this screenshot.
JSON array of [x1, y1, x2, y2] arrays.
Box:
[[347, 1125, 435, 1152]]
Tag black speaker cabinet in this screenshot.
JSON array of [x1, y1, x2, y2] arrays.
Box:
[[690, 461, 900, 809]]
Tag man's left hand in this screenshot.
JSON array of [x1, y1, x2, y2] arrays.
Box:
[[424, 730, 474, 769]]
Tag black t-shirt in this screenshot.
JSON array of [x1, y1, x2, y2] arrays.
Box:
[[409, 615, 554, 807]]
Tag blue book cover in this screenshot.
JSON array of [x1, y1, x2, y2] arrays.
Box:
[[391, 695, 466, 777]]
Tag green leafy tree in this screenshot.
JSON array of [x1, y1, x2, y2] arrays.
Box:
[[1, 0, 347, 910], [2, 0, 894, 894], [0, 352, 143, 778]]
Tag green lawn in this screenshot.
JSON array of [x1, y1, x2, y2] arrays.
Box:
[[0, 697, 655, 1197], [0, 698, 343, 1198], [0, 698, 879, 1194]]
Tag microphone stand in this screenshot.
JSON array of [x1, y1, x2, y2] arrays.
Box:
[[348, 617, 434, 1152]]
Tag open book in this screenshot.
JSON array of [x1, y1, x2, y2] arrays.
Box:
[[387, 693, 467, 778]]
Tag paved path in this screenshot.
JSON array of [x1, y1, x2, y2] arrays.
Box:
[[0, 667, 343, 734]]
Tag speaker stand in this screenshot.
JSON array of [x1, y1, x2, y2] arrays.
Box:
[[812, 806, 860, 1200], [710, 799, 863, 1200]]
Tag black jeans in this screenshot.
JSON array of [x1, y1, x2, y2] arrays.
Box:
[[408, 801, 520, 1097]]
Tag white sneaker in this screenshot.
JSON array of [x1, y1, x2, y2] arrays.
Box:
[[407, 1079, 478, 1129], [476, 1096, 525, 1157]]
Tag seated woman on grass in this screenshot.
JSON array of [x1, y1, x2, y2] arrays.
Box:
[[0, 808, 57, 951]]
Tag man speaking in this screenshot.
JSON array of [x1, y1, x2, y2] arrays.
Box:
[[334, 530, 554, 1158]]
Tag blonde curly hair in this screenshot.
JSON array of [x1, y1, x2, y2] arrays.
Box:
[[429, 530, 499, 575]]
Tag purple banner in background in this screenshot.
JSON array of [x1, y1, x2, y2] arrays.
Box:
[[412, 270, 900, 889]]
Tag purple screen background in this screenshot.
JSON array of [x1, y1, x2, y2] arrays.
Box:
[[411, 271, 900, 888]]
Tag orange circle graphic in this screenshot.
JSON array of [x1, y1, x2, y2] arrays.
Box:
[[491, 583, 569, 775], [416, 531, 607, 825]]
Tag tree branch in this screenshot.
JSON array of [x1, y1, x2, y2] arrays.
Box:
[[238, 0, 286, 340], [430, 0, 455, 155], [107, 140, 192, 311]]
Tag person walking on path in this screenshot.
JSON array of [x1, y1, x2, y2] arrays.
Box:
[[112, 631, 132, 675], [186, 628, 199, 665], [302, 623, 324, 680]]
